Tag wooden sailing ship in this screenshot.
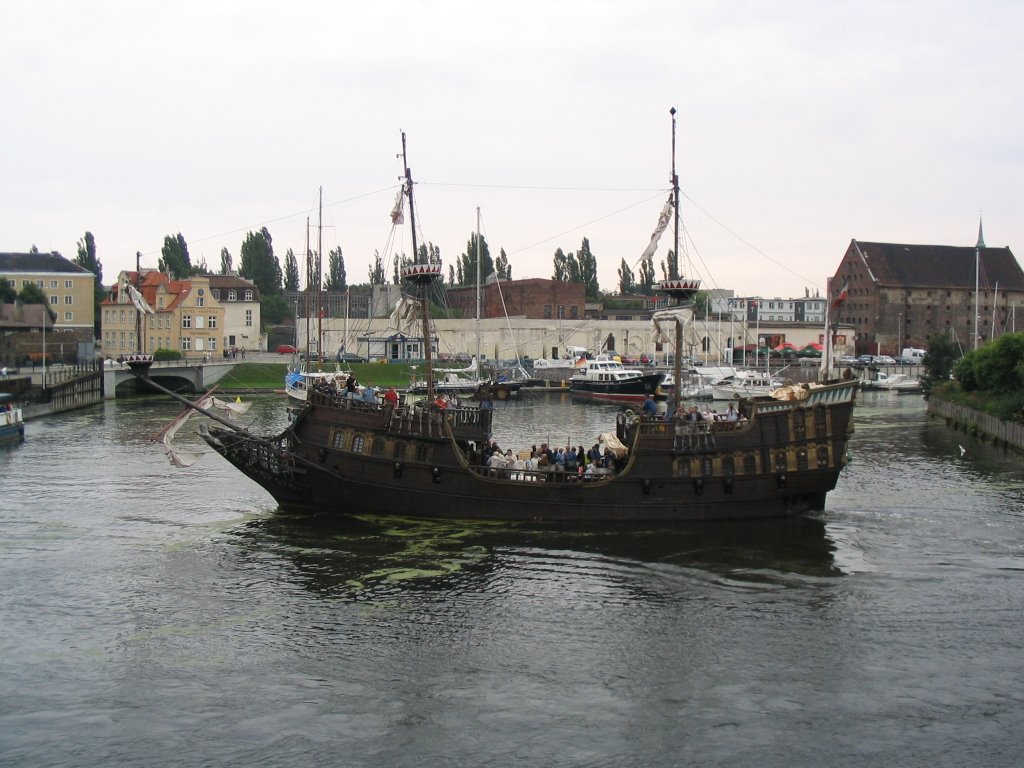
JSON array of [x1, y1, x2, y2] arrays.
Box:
[[129, 115, 857, 522]]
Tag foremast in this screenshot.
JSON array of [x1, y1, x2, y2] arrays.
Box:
[[398, 131, 443, 401]]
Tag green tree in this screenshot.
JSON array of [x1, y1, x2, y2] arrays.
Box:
[[158, 233, 192, 280], [368, 251, 386, 285], [494, 248, 512, 281], [74, 231, 104, 335], [325, 246, 347, 291], [459, 233, 492, 286], [552, 248, 570, 281], [239, 228, 281, 296], [638, 255, 656, 295], [261, 294, 290, 325], [922, 333, 960, 394], [283, 248, 300, 292], [660, 248, 679, 282], [575, 237, 599, 298], [617, 258, 636, 294], [952, 331, 1024, 393], [0, 276, 18, 303], [18, 282, 56, 321], [220, 247, 233, 274]]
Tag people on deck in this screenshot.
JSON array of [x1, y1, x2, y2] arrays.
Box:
[[384, 387, 399, 407], [641, 395, 657, 417], [725, 403, 739, 422]]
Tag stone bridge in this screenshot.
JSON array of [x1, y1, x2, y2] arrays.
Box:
[[103, 361, 239, 399]]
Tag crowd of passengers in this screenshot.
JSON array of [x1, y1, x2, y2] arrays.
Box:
[[474, 440, 624, 479], [640, 395, 747, 425]]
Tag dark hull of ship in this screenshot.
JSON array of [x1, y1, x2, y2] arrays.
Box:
[[200, 381, 857, 523], [569, 372, 665, 406]]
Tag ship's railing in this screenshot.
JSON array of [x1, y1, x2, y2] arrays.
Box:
[[463, 463, 616, 484]]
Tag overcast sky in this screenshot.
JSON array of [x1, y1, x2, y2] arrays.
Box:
[[3, 1, 1021, 299]]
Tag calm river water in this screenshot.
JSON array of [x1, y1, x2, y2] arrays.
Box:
[[1, 391, 1023, 767]]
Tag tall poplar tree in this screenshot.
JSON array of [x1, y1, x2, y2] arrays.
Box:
[[325, 246, 347, 291], [74, 231, 104, 335], [283, 248, 300, 292], [617, 258, 636, 294], [220, 247, 233, 274], [238, 227, 281, 296], [159, 233, 192, 280]]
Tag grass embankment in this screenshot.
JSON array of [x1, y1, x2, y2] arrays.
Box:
[[217, 362, 417, 390], [930, 382, 1024, 423]]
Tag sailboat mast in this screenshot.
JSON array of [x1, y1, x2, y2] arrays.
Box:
[[670, 107, 682, 417], [475, 207, 481, 375], [401, 131, 436, 399], [304, 217, 311, 359], [317, 187, 324, 371]]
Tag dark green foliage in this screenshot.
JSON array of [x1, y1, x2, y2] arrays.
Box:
[[922, 333, 960, 394], [368, 251, 386, 285], [239, 228, 281, 296], [617, 258, 635, 294], [576, 238, 599, 298], [220, 247, 233, 275], [637, 255, 656, 295], [953, 331, 1024, 393], [459, 234, 493, 286], [159, 233, 192, 280], [153, 348, 182, 361], [261, 294, 290, 325], [326, 246, 346, 291], [661, 248, 679, 281], [75, 231, 104, 335], [495, 248, 511, 281], [0, 275, 18, 303], [283, 248, 300, 292]]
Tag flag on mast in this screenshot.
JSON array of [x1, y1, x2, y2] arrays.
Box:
[[831, 280, 849, 311]]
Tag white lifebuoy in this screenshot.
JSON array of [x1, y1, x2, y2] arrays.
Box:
[[623, 409, 635, 419]]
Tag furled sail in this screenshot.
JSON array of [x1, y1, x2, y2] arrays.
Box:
[[640, 194, 674, 261]]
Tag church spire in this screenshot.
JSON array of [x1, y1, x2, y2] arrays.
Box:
[[976, 214, 985, 249]]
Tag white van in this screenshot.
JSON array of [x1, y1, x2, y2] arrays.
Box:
[[899, 348, 927, 365]]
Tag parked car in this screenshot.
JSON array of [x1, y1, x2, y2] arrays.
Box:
[[276, 344, 297, 354], [336, 352, 366, 363], [872, 355, 896, 365], [853, 354, 874, 368], [837, 355, 857, 366], [300, 352, 326, 363]]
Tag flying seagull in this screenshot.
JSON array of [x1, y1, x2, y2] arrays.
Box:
[[958, 444, 966, 456]]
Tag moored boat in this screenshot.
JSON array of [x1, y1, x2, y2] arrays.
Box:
[[569, 357, 665, 405], [0, 393, 25, 444]]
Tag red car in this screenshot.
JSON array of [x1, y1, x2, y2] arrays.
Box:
[[276, 344, 297, 354]]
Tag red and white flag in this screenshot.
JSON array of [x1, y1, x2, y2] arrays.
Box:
[[831, 280, 849, 311]]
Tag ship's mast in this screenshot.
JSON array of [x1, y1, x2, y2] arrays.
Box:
[[398, 131, 442, 400]]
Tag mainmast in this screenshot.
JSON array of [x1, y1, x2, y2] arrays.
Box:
[[398, 132, 443, 400], [655, 106, 701, 417]]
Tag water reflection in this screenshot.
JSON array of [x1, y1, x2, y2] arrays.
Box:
[[227, 513, 841, 600]]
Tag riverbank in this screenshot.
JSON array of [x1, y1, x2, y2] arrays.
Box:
[[927, 394, 1024, 454]]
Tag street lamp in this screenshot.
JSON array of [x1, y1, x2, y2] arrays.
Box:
[[898, 313, 902, 352]]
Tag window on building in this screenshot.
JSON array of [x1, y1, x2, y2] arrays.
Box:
[[209, 338, 217, 351], [36, 280, 43, 288], [120, 310, 126, 323], [544, 304, 552, 319], [196, 315, 205, 330], [65, 295, 73, 304], [50, 295, 58, 305], [64, 312, 73, 321], [50, 280, 58, 288], [211, 289, 220, 300], [208, 316, 217, 329], [570, 306, 578, 319], [245, 309, 252, 326], [64, 280, 73, 288], [228, 290, 237, 301], [182, 314, 192, 328], [196, 296, 204, 307], [244, 290, 253, 301], [181, 337, 192, 351]]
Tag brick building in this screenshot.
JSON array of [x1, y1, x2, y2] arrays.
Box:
[[830, 237, 1024, 355], [445, 278, 585, 321]]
